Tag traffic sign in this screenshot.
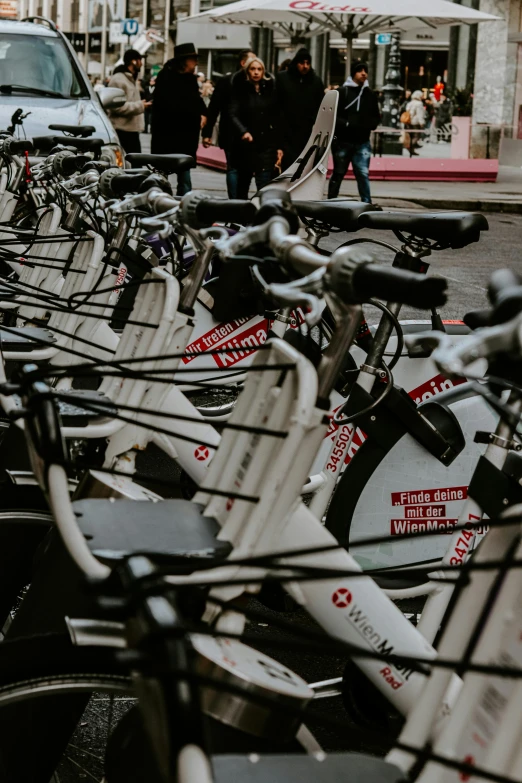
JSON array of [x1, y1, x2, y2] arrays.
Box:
[[376, 33, 392, 45], [109, 21, 143, 45], [122, 18, 140, 36]]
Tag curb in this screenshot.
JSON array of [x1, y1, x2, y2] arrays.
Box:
[[392, 198, 522, 214]]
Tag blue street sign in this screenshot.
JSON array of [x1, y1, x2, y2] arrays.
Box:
[[376, 33, 392, 45], [122, 18, 139, 37]]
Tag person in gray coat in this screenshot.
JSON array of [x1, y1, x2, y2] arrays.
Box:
[[108, 49, 151, 153]]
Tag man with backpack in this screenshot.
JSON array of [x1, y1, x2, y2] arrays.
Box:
[[327, 61, 380, 203]]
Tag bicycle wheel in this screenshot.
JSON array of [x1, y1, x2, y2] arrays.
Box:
[[0, 633, 132, 782]]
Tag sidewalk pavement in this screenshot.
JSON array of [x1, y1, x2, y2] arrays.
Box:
[[360, 165, 522, 212]]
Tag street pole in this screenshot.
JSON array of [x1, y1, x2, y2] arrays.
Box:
[[164, 0, 171, 62], [380, 33, 403, 154], [79, 0, 88, 68], [343, 19, 355, 80], [100, 0, 108, 83], [142, 0, 148, 30], [344, 36, 352, 79]]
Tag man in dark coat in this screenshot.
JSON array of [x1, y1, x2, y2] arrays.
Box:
[[201, 49, 255, 198], [327, 61, 380, 203], [276, 48, 325, 168], [151, 42, 207, 196]]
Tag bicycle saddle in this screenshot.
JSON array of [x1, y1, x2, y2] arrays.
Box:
[[73, 498, 231, 566], [212, 753, 405, 783], [358, 210, 488, 249], [125, 153, 195, 173], [0, 327, 56, 351], [48, 124, 95, 138], [294, 199, 377, 232], [32, 135, 104, 154]]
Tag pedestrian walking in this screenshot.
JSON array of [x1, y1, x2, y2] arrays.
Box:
[[276, 48, 325, 168], [327, 61, 380, 203], [229, 57, 283, 199], [402, 90, 426, 156], [143, 75, 156, 133], [108, 49, 151, 154], [201, 49, 256, 198], [399, 89, 411, 117], [201, 79, 214, 106], [151, 43, 207, 196], [434, 93, 453, 142]]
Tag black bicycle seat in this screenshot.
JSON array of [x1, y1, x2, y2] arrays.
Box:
[[48, 124, 95, 138], [358, 210, 488, 249], [125, 153, 195, 173], [32, 135, 104, 154], [294, 199, 377, 232]]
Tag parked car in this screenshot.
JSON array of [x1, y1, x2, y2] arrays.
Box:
[[0, 17, 124, 165]]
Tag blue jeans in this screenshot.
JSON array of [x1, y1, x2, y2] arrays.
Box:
[[328, 140, 372, 203], [176, 169, 192, 197]]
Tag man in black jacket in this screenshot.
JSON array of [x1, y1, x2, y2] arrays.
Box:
[[151, 43, 207, 196], [328, 61, 380, 203], [202, 49, 255, 198], [276, 48, 324, 168]]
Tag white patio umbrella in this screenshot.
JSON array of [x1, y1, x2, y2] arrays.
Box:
[[186, 0, 498, 77]]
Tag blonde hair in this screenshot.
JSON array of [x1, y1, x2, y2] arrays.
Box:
[[244, 56, 270, 81]]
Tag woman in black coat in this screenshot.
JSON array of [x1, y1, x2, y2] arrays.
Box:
[[229, 57, 283, 199], [151, 42, 207, 196]]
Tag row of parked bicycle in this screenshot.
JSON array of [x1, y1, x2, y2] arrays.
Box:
[[0, 125, 517, 783]]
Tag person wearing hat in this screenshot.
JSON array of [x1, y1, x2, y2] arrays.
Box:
[[151, 42, 207, 196], [328, 61, 380, 203], [108, 49, 151, 154], [276, 48, 325, 168]]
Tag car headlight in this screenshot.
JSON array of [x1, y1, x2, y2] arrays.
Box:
[[101, 143, 124, 168]]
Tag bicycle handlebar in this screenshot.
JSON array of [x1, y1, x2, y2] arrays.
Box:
[[52, 151, 90, 177], [260, 217, 447, 309], [487, 268, 522, 325], [180, 191, 256, 228], [406, 315, 522, 377], [2, 138, 33, 156], [349, 259, 447, 308], [99, 168, 151, 198]]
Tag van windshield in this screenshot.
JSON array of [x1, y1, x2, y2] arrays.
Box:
[[0, 33, 88, 98]]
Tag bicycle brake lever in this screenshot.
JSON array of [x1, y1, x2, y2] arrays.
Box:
[[252, 266, 322, 327]]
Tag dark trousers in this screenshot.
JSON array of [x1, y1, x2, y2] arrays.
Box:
[[236, 167, 273, 200], [116, 130, 142, 154], [328, 140, 372, 203], [175, 169, 192, 197], [224, 149, 239, 199]]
